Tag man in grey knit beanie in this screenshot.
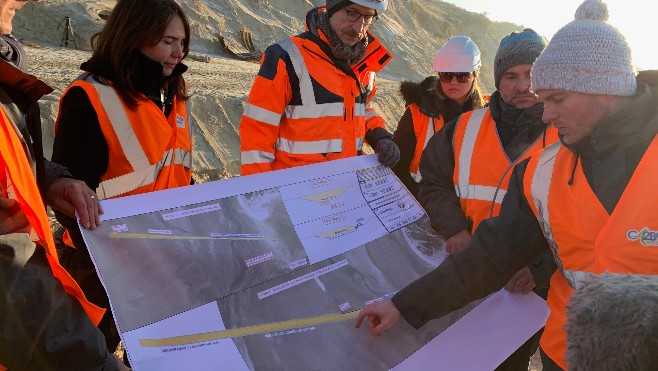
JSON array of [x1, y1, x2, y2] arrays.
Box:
[[356, 1, 658, 371], [494, 28, 547, 89]]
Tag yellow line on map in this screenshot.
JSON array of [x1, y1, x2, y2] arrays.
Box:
[[108, 233, 279, 241], [139, 311, 360, 347]]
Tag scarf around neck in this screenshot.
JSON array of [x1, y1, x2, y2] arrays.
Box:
[[315, 11, 368, 64]]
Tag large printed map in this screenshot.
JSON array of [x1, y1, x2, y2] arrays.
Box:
[[81, 155, 548, 370]]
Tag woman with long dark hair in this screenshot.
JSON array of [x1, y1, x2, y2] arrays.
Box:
[[52, 0, 193, 362]]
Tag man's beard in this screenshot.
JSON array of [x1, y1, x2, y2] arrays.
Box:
[[317, 12, 368, 63]]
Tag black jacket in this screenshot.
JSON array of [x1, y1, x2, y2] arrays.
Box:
[[391, 71, 658, 329], [416, 91, 555, 294], [0, 35, 118, 371], [392, 76, 475, 198], [417, 91, 549, 239]]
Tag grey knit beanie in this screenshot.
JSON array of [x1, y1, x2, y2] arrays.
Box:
[[494, 28, 548, 89], [531, 0, 637, 96]]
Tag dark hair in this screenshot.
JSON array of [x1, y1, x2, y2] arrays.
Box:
[[86, 0, 191, 109], [435, 70, 487, 110]]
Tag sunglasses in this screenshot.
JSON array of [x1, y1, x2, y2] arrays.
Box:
[[438, 72, 473, 84]]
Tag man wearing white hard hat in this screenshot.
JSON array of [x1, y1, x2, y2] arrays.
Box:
[[239, 0, 399, 176], [0, 0, 126, 369], [416, 29, 559, 370], [392, 36, 487, 199]]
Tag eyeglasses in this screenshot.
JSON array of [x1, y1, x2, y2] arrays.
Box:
[[344, 9, 379, 25], [438, 72, 474, 84]]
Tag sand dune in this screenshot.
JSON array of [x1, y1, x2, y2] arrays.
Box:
[[16, 0, 520, 181]]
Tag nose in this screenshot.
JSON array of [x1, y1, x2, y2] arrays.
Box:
[[352, 17, 368, 33], [517, 75, 531, 92], [172, 43, 183, 59], [542, 106, 556, 124]]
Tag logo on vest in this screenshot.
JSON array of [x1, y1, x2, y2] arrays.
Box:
[[627, 227, 658, 246], [176, 115, 185, 128]]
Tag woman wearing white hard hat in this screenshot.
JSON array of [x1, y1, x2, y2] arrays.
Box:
[[392, 36, 486, 199]]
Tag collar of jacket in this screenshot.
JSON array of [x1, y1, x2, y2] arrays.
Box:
[[564, 81, 657, 157], [0, 35, 27, 72], [400, 75, 472, 121], [0, 59, 52, 110], [81, 52, 187, 106], [303, 6, 388, 71]]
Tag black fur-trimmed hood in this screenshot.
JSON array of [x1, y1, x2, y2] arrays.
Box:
[[399, 75, 468, 122], [400, 76, 438, 107]]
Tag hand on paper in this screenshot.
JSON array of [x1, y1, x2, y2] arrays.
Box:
[[354, 299, 401, 336], [504, 267, 536, 295], [46, 177, 103, 229], [445, 229, 471, 253]]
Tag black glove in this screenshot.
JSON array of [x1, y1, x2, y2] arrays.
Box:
[[375, 139, 400, 168]]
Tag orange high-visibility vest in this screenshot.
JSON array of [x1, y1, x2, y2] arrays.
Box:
[[57, 77, 192, 247], [239, 28, 392, 175], [452, 108, 558, 231], [523, 139, 658, 369], [58, 77, 192, 200], [0, 107, 105, 325], [408, 104, 445, 182]]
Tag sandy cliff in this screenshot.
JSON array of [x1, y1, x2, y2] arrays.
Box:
[[15, 0, 521, 180]]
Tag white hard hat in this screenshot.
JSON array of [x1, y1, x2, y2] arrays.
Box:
[[350, 0, 388, 11], [431, 36, 482, 73]]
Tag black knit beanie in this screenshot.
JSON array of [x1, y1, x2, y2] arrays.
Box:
[[326, 0, 352, 17]]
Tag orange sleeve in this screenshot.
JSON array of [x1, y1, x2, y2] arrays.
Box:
[[239, 45, 292, 175]]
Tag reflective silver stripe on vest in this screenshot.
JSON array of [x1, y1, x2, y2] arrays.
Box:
[[453, 184, 505, 202], [88, 80, 151, 172], [529, 142, 593, 289], [410, 116, 436, 183], [244, 103, 282, 126], [279, 39, 315, 105], [356, 137, 365, 152], [361, 103, 373, 119], [97, 148, 191, 199], [285, 102, 343, 119], [454, 108, 487, 198], [241, 149, 275, 165], [277, 138, 342, 154], [86, 78, 191, 199]]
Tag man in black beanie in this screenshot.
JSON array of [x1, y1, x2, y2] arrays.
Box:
[[239, 0, 399, 176]]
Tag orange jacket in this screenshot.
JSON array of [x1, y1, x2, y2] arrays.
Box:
[[523, 139, 658, 369], [407, 104, 445, 182], [59, 77, 192, 200], [453, 108, 558, 231], [239, 11, 392, 175], [0, 107, 105, 326]]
